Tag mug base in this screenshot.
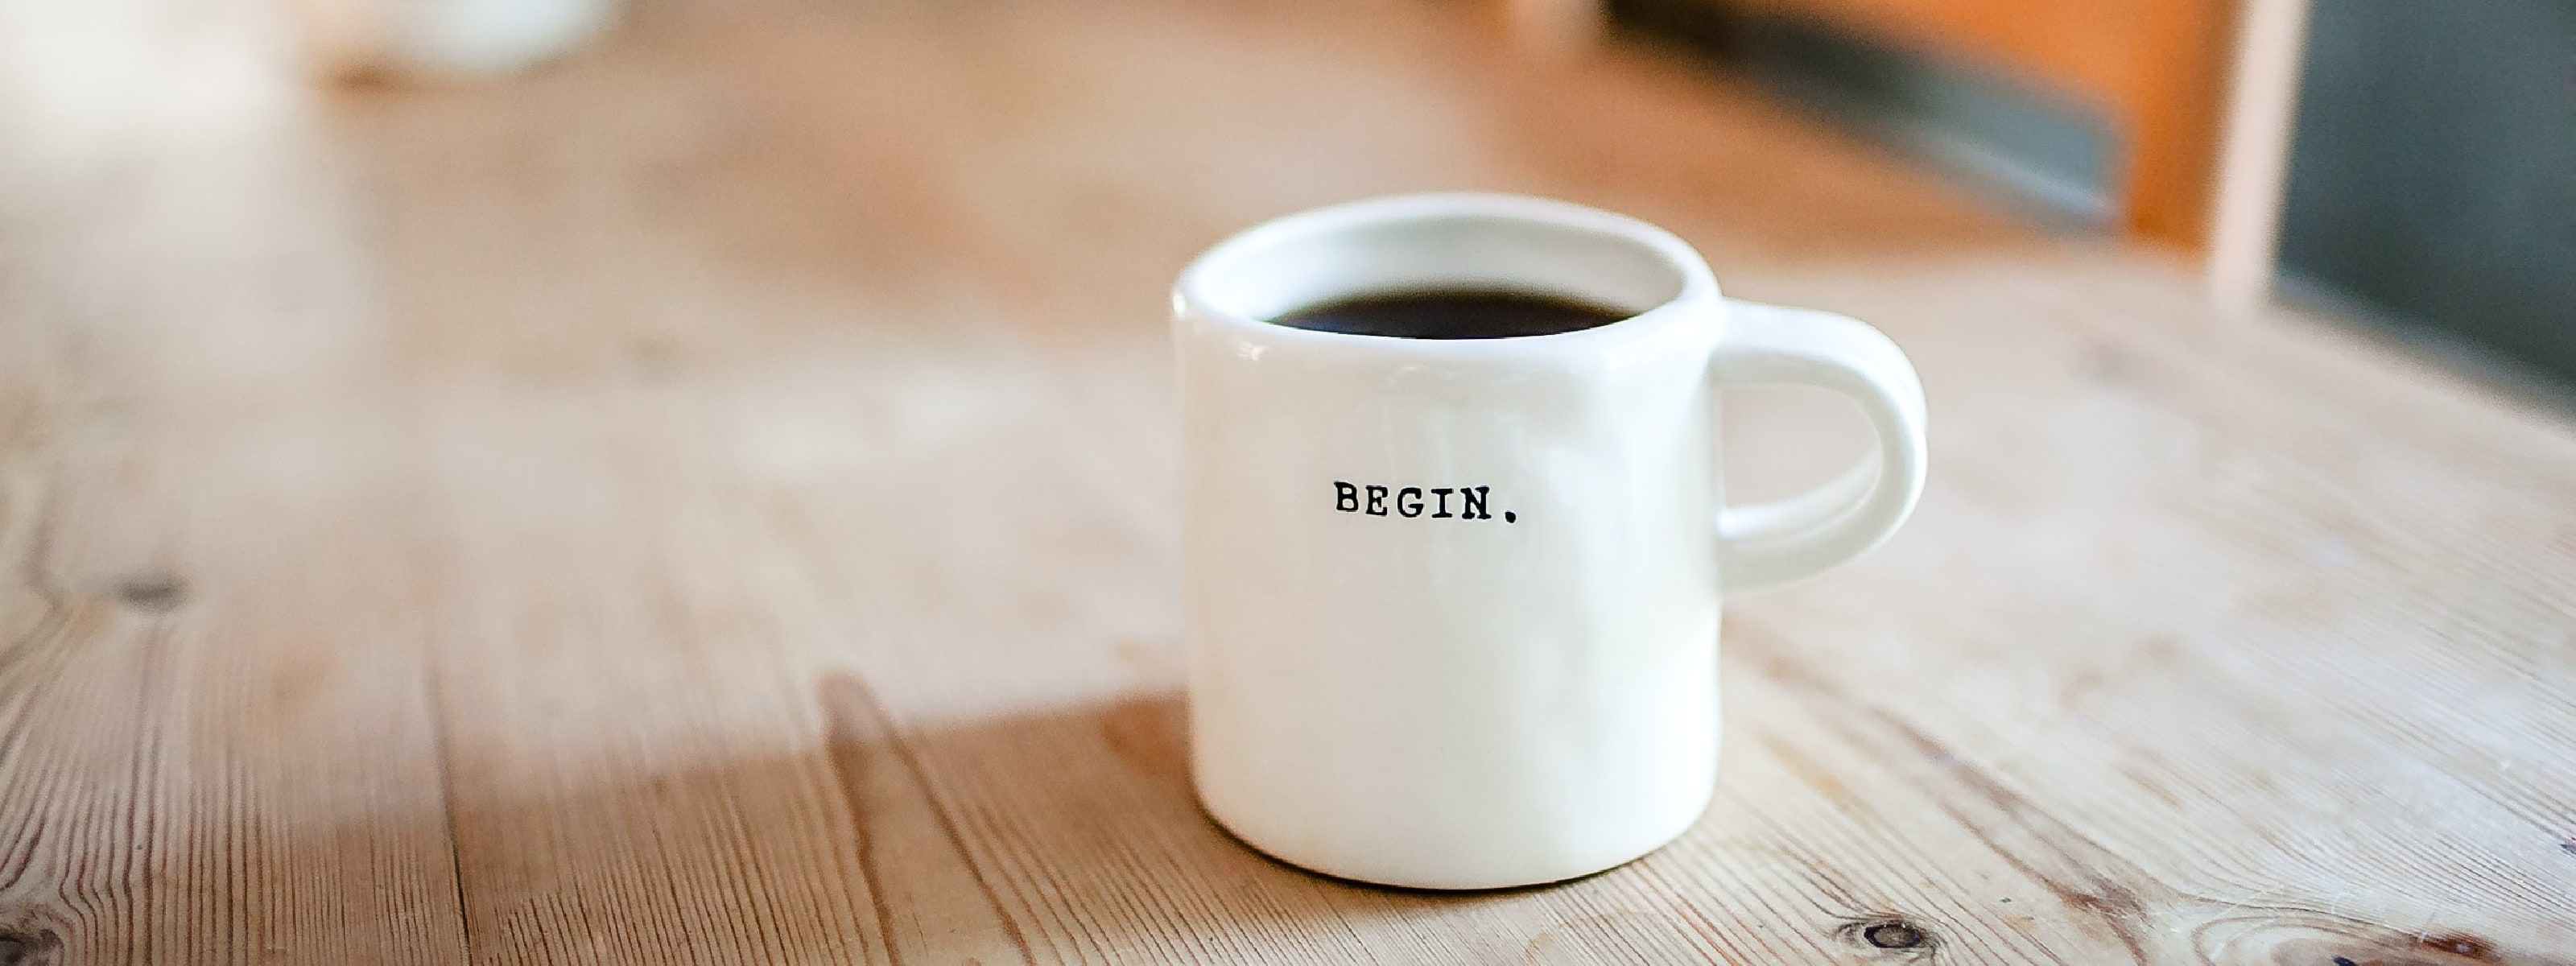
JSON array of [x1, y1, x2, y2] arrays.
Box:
[[1192, 791, 1703, 891]]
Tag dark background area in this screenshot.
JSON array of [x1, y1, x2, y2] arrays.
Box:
[[1614, 0, 2576, 392], [2278, 0, 2576, 389]]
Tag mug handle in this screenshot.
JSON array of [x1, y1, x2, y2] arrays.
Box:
[[1707, 299, 1930, 593]]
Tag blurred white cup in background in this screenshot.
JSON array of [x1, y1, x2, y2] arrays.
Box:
[[291, 0, 621, 79]]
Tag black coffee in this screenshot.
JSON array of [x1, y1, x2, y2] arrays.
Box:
[[1269, 289, 1630, 340]]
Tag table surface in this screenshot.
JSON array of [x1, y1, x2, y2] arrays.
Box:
[[4, 0, 2573, 962]]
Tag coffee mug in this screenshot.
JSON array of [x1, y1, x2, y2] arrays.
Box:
[[1172, 193, 1927, 889]]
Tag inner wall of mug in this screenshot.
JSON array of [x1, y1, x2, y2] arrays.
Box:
[[1187, 204, 1690, 325]]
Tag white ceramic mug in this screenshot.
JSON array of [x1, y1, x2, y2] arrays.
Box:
[[1172, 193, 1927, 890]]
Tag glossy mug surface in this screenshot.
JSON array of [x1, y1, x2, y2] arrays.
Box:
[[1173, 193, 1927, 889]]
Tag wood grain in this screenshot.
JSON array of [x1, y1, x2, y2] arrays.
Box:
[[2, 0, 2572, 963], [0, 0, 466, 960]]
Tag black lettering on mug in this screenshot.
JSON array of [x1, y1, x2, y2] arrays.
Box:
[[1332, 481, 1513, 522]]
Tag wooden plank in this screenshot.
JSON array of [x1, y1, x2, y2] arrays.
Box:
[[334, 32, 953, 962], [0, 0, 469, 960], [2, 0, 2571, 962], [1716, 256, 2576, 960]]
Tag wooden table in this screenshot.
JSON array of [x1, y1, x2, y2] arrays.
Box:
[[3, 0, 2571, 962]]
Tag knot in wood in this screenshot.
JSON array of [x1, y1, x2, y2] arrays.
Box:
[[0, 927, 64, 966], [1861, 919, 1927, 950], [113, 574, 187, 613]]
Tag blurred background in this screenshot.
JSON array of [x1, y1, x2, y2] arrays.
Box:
[[6, 0, 2568, 390], [1612, 0, 2576, 393]]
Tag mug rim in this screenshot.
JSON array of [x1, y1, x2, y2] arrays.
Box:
[[1174, 192, 1722, 349]]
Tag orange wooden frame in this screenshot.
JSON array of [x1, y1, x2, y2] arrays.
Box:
[[1730, 0, 2240, 249]]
